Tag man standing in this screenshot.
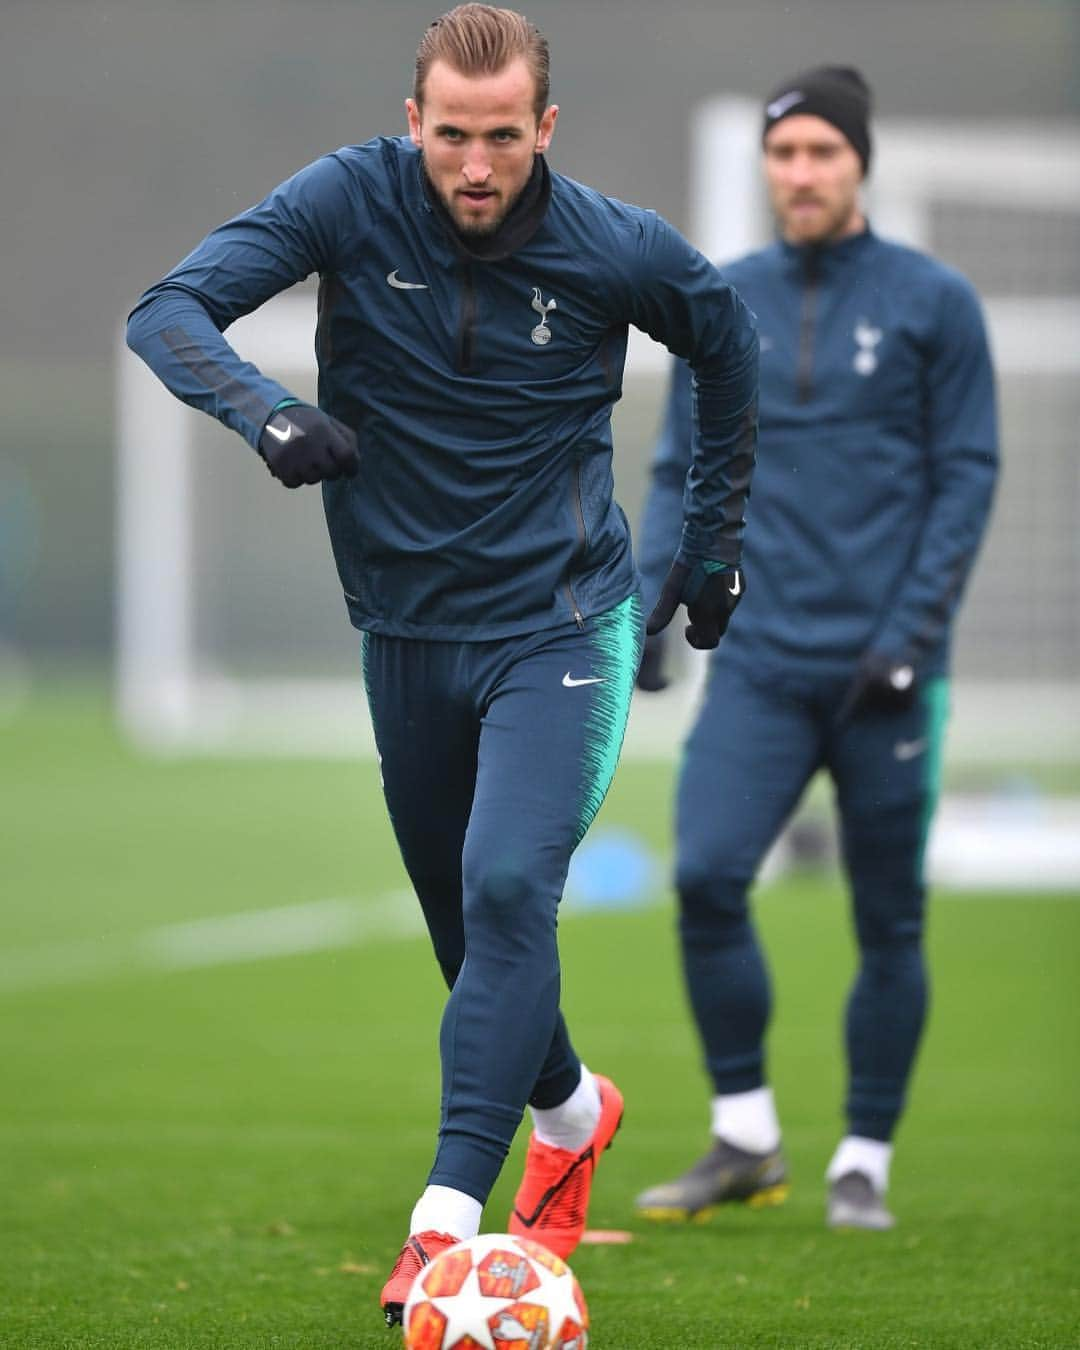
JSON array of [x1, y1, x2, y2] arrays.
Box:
[[635, 66, 997, 1230], [126, 3, 757, 1321]]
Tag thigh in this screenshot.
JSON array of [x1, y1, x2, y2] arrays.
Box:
[[829, 678, 951, 940], [676, 658, 824, 887], [463, 595, 644, 904], [829, 677, 950, 823], [361, 634, 478, 971]]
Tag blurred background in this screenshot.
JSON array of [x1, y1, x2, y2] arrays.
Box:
[[7, 0, 1073, 874], [2, 0, 1079, 816], [3, 7, 1078, 1345], [0, 0, 1074, 685]]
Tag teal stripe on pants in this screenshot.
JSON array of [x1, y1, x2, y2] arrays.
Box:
[[576, 592, 644, 844]]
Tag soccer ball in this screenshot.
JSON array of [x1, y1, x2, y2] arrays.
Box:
[[402, 1232, 589, 1349]]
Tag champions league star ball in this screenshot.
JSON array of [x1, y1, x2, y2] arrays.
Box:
[[402, 1232, 589, 1349]]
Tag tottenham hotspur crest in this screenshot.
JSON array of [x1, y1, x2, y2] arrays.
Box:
[[530, 287, 558, 345], [853, 319, 883, 376]]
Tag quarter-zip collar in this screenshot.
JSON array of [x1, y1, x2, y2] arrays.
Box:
[[779, 223, 875, 277], [420, 154, 551, 262], [780, 225, 874, 403]]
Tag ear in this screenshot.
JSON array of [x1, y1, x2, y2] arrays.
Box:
[[405, 97, 423, 149], [535, 104, 558, 154]]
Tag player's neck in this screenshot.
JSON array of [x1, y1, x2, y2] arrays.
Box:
[[424, 154, 551, 262], [782, 206, 866, 250]]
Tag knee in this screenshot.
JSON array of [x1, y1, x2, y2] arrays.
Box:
[[675, 867, 751, 944], [854, 925, 926, 992], [462, 858, 556, 949], [852, 881, 926, 952]]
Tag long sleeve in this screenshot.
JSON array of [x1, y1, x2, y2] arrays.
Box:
[[126, 153, 357, 449], [870, 273, 999, 664], [618, 214, 758, 574], [637, 357, 694, 612]]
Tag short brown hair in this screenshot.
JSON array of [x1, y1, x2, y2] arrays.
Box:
[[415, 4, 550, 121]]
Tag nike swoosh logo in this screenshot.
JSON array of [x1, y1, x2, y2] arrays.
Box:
[[890, 664, 915, 691], [766, 90, 805, 120], [264, 420, 293, 443], [894, 738, 927, 761], [562, 673, 604, 688], [728, 573, 743, 597], [386, 269, 428, 290]]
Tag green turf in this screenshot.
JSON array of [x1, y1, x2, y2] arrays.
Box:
[[2, 692, 1078, 1347]]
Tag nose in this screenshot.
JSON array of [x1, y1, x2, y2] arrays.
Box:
[[788, 151, 817, 187], [461, 142, 492, 185]]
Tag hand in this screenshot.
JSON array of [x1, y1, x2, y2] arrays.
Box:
[[646, 561, 745, 651], [636, 633, 669, 692], [837, 650, 917, 723], [258, 403, 360, 488]]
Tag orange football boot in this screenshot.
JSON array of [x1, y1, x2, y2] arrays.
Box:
[[508, 1074, 624, 1258], [380, 1230, 459, 1328]]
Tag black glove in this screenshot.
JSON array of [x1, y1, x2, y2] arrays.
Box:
[[258, 403, 360, 489], [635, 633, 669, 692], [836, 650, 917, 723], [646, 561, 744, 651]]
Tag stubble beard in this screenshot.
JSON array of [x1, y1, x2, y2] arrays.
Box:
[[782, 193, 859, 245], [423, 153, 525, 239]]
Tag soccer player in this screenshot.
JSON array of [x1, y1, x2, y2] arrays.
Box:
[[126, 3, 757, 1321], [634, 66, 997, 1230]]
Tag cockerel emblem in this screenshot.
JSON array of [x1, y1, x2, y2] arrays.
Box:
[[530, 287, 558, 345], [853, 319, 883, 376]]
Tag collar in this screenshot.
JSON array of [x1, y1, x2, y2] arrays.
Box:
[[779, 223, 875, 272], [420, 154, 551, 262]]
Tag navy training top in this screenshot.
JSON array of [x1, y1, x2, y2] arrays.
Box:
[[128, 137, 758, 640], [638, 227, 998, 676]]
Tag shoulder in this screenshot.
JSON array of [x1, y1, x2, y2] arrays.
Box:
[[549, 172, 731, 299], [546, 169, 661, 248], [869, 233, 981, 307], [859, 234, 989, 351], [273, 137, 413, 251], [315, 136, 415, 203]]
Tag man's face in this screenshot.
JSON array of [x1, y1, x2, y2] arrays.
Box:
[[407, 57, 557, 237], [763, 114, 864, 245]]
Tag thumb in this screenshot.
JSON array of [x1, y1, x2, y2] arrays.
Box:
[[684, 616, 721, 651], [328, 423, 361, 477], [646, 568, 685, 636]]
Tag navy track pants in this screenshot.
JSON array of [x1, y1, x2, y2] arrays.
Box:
[[361, 595, 643, 1201], [675, 657, 949, 1141]]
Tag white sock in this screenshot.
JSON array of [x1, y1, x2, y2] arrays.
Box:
[[826, 1136, 893, 1195], [710, 1087, 782, 1154], [530, 1065, 601, 1151], [409, 1185, 482, 1240]]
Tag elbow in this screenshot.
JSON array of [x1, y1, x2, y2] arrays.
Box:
[[125, 295, 156, 358], [125, 314, 143, 358], [126, 281, 212, 358]]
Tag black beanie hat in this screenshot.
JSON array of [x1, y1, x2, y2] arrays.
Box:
[[762, 65, 873, 174]]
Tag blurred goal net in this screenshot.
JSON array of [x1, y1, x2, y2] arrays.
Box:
[[117, 106, 1080, 766]]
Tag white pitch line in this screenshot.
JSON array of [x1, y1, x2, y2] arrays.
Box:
[[0, 890, 424, 995], [144, 892, 421, 970], [2, 883, 1071, 997]]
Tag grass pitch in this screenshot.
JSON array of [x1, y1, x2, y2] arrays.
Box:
[[2, 691, 1077, 1348]]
